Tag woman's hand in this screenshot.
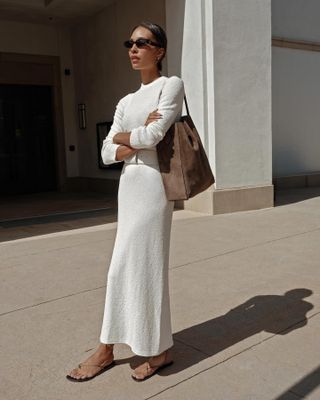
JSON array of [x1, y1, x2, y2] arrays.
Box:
[[144, 109, 162, 126], [112, 109, 162, 151]]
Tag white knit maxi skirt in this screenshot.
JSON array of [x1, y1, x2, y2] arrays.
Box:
[[99, 161, 175, 356]]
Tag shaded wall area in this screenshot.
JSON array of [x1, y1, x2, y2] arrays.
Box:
[[70, 0, 166, 180], [0, 20, 79, 179]]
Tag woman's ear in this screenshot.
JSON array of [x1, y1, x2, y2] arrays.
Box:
[[158, 48, 165, 61]]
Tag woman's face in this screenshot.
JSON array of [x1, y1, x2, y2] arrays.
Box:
[[128, 26, 164, 71]]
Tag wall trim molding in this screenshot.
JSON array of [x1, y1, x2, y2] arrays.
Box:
[[182, 185, 274, 215], [272, 36, 320, 52], [273, 172, 320, 189]]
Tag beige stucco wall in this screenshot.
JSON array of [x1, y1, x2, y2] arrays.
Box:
[[0, 20, 59, 55], [272, 0, 320, 177], [71, 0, 166, 180], [0, 19, 79, 177], [212, 0, 272, 189]]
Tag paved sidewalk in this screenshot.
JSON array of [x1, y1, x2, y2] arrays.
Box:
[[1, 187, 320, 400]]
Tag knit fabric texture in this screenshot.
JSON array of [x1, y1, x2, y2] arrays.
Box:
[[99, 75, 184, 356]]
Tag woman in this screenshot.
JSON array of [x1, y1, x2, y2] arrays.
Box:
[[66, 21, 184, 382]]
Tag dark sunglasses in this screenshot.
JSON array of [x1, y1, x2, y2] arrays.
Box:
[[123, 38, 161, 49]]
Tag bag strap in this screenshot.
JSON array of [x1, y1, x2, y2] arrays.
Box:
[[183, 94, 190, 117]]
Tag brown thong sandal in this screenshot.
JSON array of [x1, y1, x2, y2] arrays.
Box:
[[66, 359, 116, 382], [131, 349, 174, 382]]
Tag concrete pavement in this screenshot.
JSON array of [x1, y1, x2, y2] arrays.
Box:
[[1, 187, 320, 400]]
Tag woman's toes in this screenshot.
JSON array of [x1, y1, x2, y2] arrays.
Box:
[[70, 368, 82, 379], [132, 366, 146, 379], [133, 372, 144, 380]]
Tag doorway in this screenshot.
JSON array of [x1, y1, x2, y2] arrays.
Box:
[[0, 84, 56, 194]]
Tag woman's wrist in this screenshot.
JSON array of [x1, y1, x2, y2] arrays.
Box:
[[115, 144, 137, 161]]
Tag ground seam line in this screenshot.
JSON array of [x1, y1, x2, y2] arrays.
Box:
[[172, 224, 320, 270], [0, 238, 111, 260], [0, 286, 107, 317]]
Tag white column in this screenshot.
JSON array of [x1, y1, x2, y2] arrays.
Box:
[[166, 0, 273, 214], [166, 0, 215, 172]]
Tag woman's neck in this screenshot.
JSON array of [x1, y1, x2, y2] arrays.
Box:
[[140, 69, 162, 85]]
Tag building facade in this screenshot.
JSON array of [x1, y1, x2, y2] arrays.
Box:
[[0, 0, 318, 214]]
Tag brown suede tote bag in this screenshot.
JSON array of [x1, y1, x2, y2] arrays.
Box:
[[156, 94, 215, 201]]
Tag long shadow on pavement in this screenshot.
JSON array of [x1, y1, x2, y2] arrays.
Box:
[[139, 288, 314, 377]]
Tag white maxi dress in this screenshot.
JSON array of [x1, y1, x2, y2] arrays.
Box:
[[99, 75, 185, 356]]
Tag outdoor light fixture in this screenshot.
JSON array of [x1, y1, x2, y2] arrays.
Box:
[[78, 103, 86, 129]]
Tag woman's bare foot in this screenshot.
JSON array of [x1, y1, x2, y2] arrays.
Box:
[[67, 343, 114, 381]]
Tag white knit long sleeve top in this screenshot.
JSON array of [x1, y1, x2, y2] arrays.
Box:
[[101, 75, 185, 166]]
